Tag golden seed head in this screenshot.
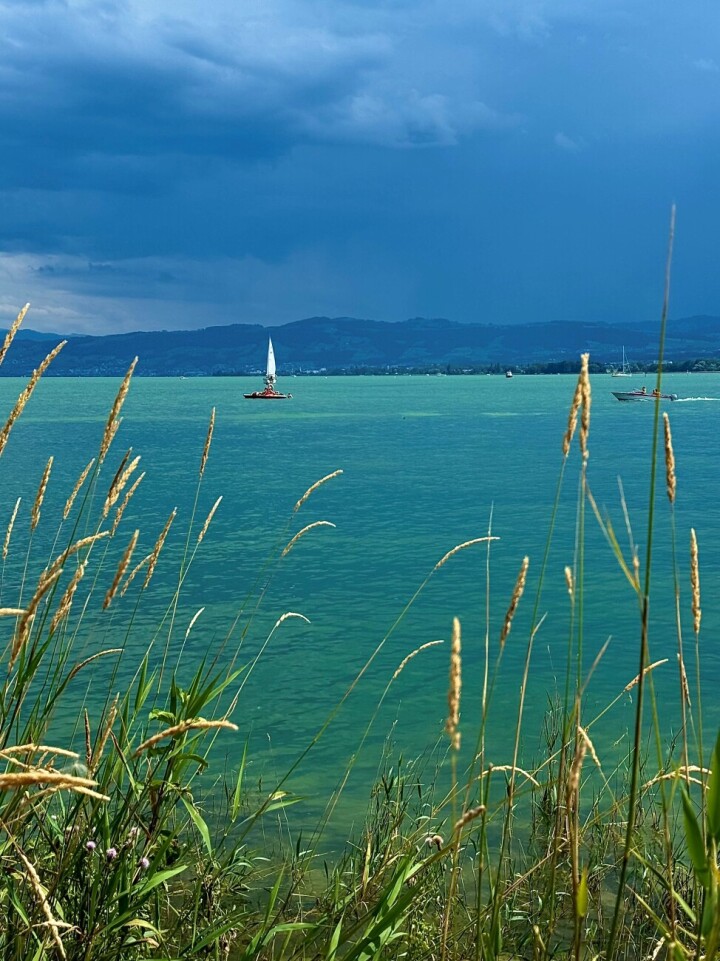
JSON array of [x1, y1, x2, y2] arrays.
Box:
[[0, 303, 30, 369], [143, 509, 176, 589], [445, 617, 462, 750], [3, 496, 21, 560], [677, 652, 691, 706], [281, 519, 335, 557], [564, 565, 574, 598], [111, 470, 145, 535], [500, 556, 529, 649], [0, 341, 66, 460], [579, 353, 591, 462], [662, 413, 676, 504], [103, 453, 141, 517], [294, 470, 343, 513], [133, 718, 239, 757], [104, 530, 139, 609], [454, 805, 485, 832], [49, 561, 86, 634], [391, 639, 444, 682], [690, 528, 701, 635], [434, 535, 500, 571], [99, 357, 137, 463], [31, 456, 54, 532], [562, 377, 583, 457], [63, 458, 95, 520], [200, 407, 215, 478]]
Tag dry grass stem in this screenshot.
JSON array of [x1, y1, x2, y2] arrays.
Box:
[[99, 357, 138, 463], [84, 710, 92, 769], [662, 413, 676, 504], [0, 769, 100, 790], [690, 528, 701, 635], [63, 458, 95, 520], [445, 617, 461, 750], [111, 470, 145, 535], [14, 842, 68, 959], [10, 567, 64, 668], [677, 652, 691, 706], [49, 562, 86, 633], [282, 520, 336, 557], [624, 658, 669, 692], [133, 718, 238, 757], [0, 744, 78, 760], [143, 509, 176, 588], [391, 640, 444, 681], [579, 352, 591, 461], [3, 496, 21, 560], [199, 407, 215, 477], [0, 341, 67, 459], [197, 496, 222, 544], [578, 725, 602, 770], [294, 470, 343, 513], [567, 734, 588, 804], [564, 565, 574, 597], [454, 805, 485, 831], [103, 453, 141, 517], [434, 536, 500, 571], [500, 556, 529, 649], [478, 764, 540, 787], [0, 303, 30, 368], [0, 607, 25, 617], [104, 530, 139, 609], [562, 376, 583, 457], [643, 767, 710, 790], [31, 456, 54, 531]]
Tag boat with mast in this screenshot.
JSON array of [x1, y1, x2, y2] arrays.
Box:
[[611, 347, 632, 377], [244, 338, 292, 400]]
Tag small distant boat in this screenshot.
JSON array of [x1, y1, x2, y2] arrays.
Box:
[[244, 338, 292, 400], [505, 370, 513, 379], [612, 387, 677, 403], [611, 347, 632, 377]]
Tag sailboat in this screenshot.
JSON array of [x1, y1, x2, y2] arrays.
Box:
[[244, 338, 292, 399], [611, 347, 632, 377]]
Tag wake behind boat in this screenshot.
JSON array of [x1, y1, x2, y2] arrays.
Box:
[[244, 338, 292, 400], [612, 386, 677, 402]]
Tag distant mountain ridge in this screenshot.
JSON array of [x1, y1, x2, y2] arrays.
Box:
[[1, 315, 719, 376]]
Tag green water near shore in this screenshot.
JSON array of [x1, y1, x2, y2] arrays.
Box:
[[1, 372, 719, 840]]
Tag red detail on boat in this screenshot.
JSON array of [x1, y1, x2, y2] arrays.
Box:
[[243, 386, 292, 400]]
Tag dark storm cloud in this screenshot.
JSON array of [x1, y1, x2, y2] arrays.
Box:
[[0, 0, 719, 332]]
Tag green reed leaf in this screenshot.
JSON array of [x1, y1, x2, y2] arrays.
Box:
[[230, 740, 247, 821], [706, 729, 720, 842], [181, 796, 212, 857], [681, 787, 709, 886], [577, 865, 589, 918]]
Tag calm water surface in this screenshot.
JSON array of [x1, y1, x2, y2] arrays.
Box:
[[2, 372, 719, 837]]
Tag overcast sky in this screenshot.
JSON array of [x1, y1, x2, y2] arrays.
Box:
[[0, 0, 718, 334]]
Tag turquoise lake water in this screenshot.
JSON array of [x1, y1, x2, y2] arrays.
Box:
[[1, 372, 719, 840]]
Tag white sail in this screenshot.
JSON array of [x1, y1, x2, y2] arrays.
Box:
[[266, 338, 277, 381]]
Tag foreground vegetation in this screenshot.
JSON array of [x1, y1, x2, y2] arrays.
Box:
[[1, 274, 720, 960]]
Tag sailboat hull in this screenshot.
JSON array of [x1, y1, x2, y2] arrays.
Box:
[[243, 388, 292, 399]]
